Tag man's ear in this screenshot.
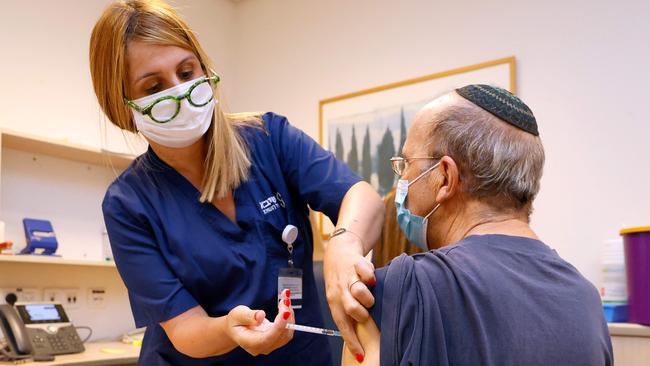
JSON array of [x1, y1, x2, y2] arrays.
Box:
[[434, 156, 460, 204]]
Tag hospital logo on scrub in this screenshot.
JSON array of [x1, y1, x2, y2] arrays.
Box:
[[259, 193, 285, 215]]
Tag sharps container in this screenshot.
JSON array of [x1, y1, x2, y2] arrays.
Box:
[[620, 226, 650, 325]]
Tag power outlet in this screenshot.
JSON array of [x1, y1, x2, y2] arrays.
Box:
[[87, 288, 106, 309], [42, 288, 81, 310], [0, 288, 40, 304]]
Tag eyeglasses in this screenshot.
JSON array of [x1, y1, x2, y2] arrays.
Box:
[[124, 75, 220, 123], [390, 156, 441, 177]]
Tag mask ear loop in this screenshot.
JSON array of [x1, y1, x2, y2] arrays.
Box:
[[407, 161, 441, 187], [424, 203, 441, 219], [415, 161, 442, 219]]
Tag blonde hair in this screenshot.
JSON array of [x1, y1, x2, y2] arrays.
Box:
[[89, 0, 260, 202]]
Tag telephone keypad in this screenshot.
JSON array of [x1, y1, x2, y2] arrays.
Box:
[[26, 325, 85, 356]]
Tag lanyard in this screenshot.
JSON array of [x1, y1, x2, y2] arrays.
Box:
[[282, 225, 298, 267], [279, 225, 303, 309]]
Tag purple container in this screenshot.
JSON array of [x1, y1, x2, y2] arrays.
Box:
[[620, 226, 650, 325]]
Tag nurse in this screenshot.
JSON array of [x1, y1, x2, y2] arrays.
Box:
[[88, 1, 383, 365]]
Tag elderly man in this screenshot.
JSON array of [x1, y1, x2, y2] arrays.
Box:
[[343, 85, 613, 365]]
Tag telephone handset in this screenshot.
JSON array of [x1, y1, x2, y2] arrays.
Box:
[[0, 302, 84, 358], [0, 304, 33, 356]]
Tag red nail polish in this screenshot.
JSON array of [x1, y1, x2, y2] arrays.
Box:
[[369, 277, 377, 286], [284, 298, 290, 307], [355, 353, 364, 363], [283, 311, 290, 320], [286, 289, 291, 297]]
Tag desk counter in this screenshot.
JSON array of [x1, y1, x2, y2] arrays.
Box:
[[0, 341, 139, 366]]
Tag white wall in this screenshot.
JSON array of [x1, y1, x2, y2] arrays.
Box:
[[226, 0, 650, 285]]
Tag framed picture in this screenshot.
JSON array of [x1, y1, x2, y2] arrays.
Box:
[[318, 56, 516, 239]]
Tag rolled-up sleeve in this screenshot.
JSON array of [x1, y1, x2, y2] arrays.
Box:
[[265, 112, 362, 224]]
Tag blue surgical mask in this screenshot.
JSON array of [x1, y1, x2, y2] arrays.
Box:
[[395, 162, 440, 250]]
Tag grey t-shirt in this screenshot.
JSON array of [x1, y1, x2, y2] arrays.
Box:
[[371, 234, 613, 366]]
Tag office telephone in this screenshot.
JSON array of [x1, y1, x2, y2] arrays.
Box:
[[0, 302, 84, 359]]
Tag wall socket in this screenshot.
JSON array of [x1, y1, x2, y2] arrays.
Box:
[[87, 288, 106, 309], [43, 288, 81, 310], [0, 288, 40, 304]]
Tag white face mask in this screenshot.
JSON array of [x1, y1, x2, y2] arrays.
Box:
[[129, 76, 217, 148]]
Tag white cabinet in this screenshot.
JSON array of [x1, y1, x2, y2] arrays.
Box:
[[609, 323, 650, 365]]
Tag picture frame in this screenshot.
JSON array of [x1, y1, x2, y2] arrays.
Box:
[[317, 56, 516, 240]]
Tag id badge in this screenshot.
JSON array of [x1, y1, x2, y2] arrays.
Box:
[[278, 267, 303, 309]]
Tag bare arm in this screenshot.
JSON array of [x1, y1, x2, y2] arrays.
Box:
[[325, 181, 385, 360], [341, 318, 380, 366], [160, 306, 236, 358], [330, 181, 384, 255], [160, 289, 295, 358]]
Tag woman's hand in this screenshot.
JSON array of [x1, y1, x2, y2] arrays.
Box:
[[325, 239, 377, 362], [226, 289, 295, 356], [324, 181, 384, 362]]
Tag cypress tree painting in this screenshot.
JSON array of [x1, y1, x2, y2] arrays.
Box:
[[398, 107, 407, 155], [327, 100, 432, 196], [347, 126, 359, 174], [320, 57, 513, 238], [361, 126, 372, 183], [376, 127, 396, 195], [334, 128, 344, 161]]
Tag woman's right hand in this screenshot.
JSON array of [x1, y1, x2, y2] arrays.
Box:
[[226, 289, 295, 356]]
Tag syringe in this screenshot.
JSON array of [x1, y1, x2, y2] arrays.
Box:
[[286, 323, 341, 337]]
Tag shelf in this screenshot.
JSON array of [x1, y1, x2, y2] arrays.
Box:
[[0, 255, 116, 268], [609, 322, 650, 338], [0, 129, 136, 170]]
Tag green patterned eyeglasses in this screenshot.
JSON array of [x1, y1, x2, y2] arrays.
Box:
[[124, 75, 220, 123]]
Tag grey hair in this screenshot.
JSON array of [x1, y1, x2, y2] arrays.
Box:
[[427, 94, 545, 217]]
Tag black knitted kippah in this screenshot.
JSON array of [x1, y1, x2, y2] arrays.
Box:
[[456, 84, 539, 136]]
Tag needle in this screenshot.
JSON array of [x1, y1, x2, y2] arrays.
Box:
[[285, 323, 341, 337]]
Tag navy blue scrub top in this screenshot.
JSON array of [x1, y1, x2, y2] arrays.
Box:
[[102, 112, 361, 365]]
